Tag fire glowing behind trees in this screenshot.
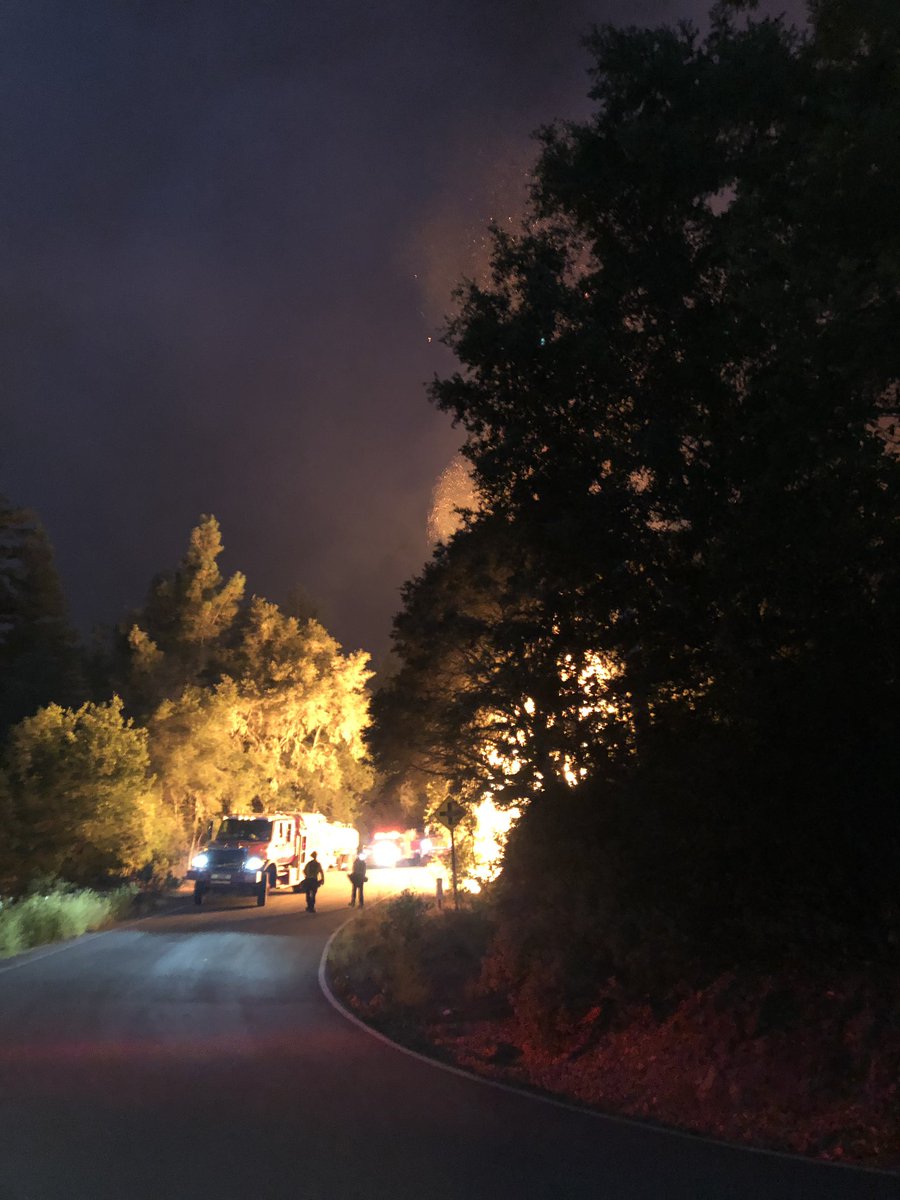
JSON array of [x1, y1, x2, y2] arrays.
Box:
[[426, 455, 478, 545], [373, 0, 900, 990], [423, 451, 629, 876]]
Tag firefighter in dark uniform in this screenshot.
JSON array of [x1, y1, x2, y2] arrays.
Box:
[[348, 852, 368, 908], [303, 851, 325, 912]]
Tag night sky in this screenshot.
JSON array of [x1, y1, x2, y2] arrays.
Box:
[[1, 0, 804, 667]]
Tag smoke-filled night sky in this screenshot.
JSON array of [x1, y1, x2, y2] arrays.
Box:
[[1, 0, 804, 666]]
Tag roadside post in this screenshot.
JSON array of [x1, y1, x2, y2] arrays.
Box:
[[434, 798, 466, 910]]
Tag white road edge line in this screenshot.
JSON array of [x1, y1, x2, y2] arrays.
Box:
[[0, 930, 107, 973], [318, 917, 896, 1182]]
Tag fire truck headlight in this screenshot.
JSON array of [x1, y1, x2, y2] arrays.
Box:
[[191, 853, 209, 870], [244, 856, 265, 872]]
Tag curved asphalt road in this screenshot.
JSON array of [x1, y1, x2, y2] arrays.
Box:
[[0, 878, 896, 1200]]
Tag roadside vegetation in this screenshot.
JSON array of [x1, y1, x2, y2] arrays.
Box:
[[329, 893, 900, 1165], [327, 892, 494, 1041], [0, 882, 137, 960]]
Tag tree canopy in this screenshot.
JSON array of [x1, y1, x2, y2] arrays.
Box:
[[120, 514, 246, 714], [126, 521, 374, 846], [1, 697, 169, 890], [373, 0, 900, 981], [1, 514, 374, 894], [222, 597, 373, 822], [0, 496, 80, 734]]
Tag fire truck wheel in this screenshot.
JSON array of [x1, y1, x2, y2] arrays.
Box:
[[256, 879, 267, 907], [193, 884, 205, 906]]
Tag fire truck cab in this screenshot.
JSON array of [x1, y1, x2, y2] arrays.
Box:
[[188, 812, 355, 907]]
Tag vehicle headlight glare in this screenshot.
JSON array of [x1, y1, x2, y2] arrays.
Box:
[[244, 856, 264, 871], [191, 853, 209, 869], [372, 841, 401, 868]]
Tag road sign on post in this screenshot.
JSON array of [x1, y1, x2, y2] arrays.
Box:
[[435, 799, 465, 830], [434, 799, 466, 909]]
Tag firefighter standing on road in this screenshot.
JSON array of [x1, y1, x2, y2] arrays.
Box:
[[348, 852, 367, 908], [303, 851, 325, 912]]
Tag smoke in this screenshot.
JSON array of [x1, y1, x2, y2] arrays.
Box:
[[405, 136, 536, 330]]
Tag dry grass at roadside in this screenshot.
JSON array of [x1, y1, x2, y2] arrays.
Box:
[[0, 884, 137, 959], [326, 890, 495, 1041]]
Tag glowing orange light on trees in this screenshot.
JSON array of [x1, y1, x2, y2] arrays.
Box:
[[427, 456, 478, 544]]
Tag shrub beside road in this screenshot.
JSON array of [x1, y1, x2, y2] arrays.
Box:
[[0, 884, 138, 959], [327, 893, 900, 1171]]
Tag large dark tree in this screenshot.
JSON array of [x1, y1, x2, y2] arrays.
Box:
[[0, 495, 80, 734], [375, 0, 900, 983]]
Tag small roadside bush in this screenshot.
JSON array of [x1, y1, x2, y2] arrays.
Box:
[[328, 890, 493, 1020], [0, 883, 137, 959]]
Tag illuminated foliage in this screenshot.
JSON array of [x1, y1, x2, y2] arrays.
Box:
[[0, 515, 374, 891], [147, 685, 254, 860], [223, 598, 373, 823], [1, 698, 171, 889], [132, 524, 373, 850], [120, 514, 246, 715]]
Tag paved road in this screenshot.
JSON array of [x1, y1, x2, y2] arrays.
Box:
[[0, 875, 896, 1200]]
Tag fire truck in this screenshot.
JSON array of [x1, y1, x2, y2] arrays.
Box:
[[187, 812, 359, 907], [301, 812, 359, 873]]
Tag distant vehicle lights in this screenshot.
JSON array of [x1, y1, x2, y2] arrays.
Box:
[[369, 838, 402, 868]]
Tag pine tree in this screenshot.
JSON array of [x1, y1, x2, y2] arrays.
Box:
[[0, 495, 80, 734], [121, 515, 245, 714]]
